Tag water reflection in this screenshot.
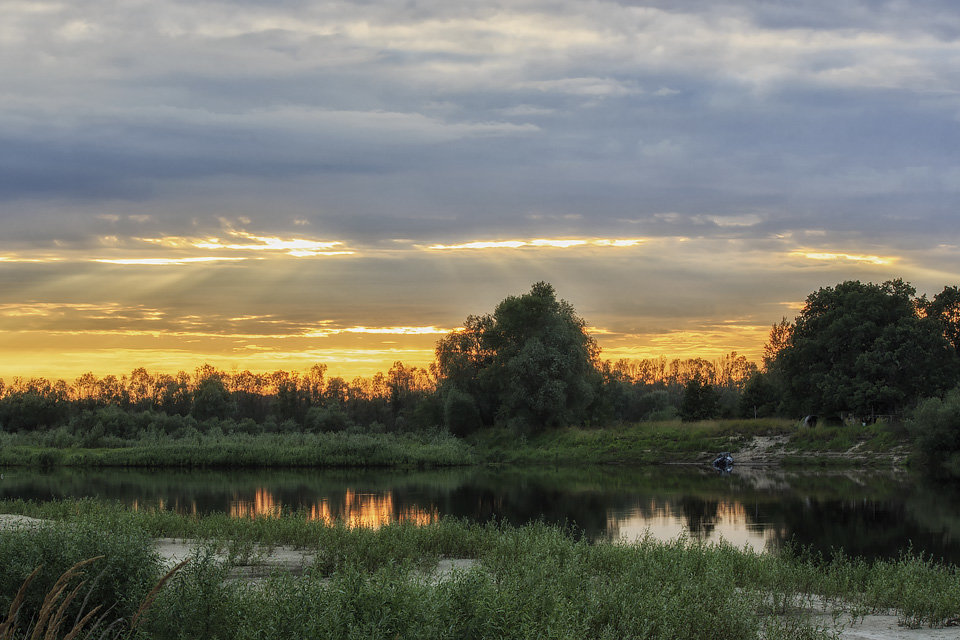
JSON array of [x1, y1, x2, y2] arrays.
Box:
[[131, 486, 441, 528], [607, 500, 779, 551], [2, 466, 960, 563], [305, 490, 438, 527]]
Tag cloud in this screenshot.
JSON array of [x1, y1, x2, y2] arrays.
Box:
[[3, 0, 960, 379]]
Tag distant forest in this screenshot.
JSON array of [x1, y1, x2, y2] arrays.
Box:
[[3, 279, 960, 447], [0, 349, 755, 439]]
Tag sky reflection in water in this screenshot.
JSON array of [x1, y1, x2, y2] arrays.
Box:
[[4, 466, 958, 562]]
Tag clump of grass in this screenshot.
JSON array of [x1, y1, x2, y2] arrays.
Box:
[[0, 517, 161, 629], [0, 556, 187, 640]]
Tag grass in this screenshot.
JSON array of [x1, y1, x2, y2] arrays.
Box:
[[0, 417, 910, 469], [0, 430, 475, 469], [1, 499, 959, 638], [469, 418, 795, 465], [469, 417, 907, 466]]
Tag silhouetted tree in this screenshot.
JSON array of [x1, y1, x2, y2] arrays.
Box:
[[443, 388, 482, 436], [773, 280, 959, 419], [436, 282, 600, 432], [192, 376, 232, 421], [920, 285, 960, 354], [739, 372, 780, 418], [679, 377, 719, 421]]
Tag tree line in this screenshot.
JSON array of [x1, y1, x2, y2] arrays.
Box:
[[4, 279, 960, 470], [0, 283, 761, 439]]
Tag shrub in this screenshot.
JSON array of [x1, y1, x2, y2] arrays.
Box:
[[444, 389, 482, 437], [305, 406, 350, 433], [910, 388, 960, 477]]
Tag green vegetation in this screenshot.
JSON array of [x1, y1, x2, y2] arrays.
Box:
[[0, 511, 161, 636], [473, 418, 906, 465], [0, 417, 911, 468], [2, 279, 960, 474], [471, 418, 787, 465], [2, 500, 960, 638], [910, 388, 960, 478], [434, 281, 600, 433], [770, 279, 959, 420], [0, 430, 474, 469]]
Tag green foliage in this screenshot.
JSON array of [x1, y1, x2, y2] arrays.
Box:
[[0, 382, 69, 432], [0, 430, 475, 469], [443, 388, 482, 437], [739, 372, 780, 418], [774, 280, 959, 418], [305, 405, 351, 432], [4, 503, 960, 639], [679, 377, 720, 422], [910, 388, 960, 477], [0, 518, 160, 626], [141, 545, 237, 640], [919, 285, 960, 353], [436, 282, 600, 432], [191, 376, 233, 421]]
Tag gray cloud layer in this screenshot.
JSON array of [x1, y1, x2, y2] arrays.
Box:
[[2, 0, 959, 375], [3, 0, 959, 244]]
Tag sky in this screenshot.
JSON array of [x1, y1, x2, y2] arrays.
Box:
[[2, 0, 960, 382]]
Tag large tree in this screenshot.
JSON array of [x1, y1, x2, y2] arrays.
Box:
[[435, 282, 600, 432], [773, 279, 959, 419], [919, 285, 960, 354]]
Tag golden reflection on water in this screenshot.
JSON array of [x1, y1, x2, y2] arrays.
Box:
[[227, 488, 438, 528], [131, 490, 775, 545], [606, 499, 782, 551], [230, 488, 281, 519]]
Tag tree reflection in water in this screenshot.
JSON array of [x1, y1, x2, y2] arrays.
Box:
[[3, 466, 960, 562]]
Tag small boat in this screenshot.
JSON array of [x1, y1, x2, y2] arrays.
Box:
[[712, 452, 734, 473]]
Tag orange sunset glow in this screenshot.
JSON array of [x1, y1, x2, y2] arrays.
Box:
[[0, 229, 937, 383]]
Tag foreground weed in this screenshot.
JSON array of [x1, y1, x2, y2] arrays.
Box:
[[0, 556, 187, 640]]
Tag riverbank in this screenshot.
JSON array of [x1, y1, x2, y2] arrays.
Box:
[[0, 430, 476, 468], [1, 502, 958, 639], [471, 418, 909, 468], [0, 418, 910, 469]]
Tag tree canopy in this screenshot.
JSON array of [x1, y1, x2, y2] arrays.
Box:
[[435, 282, 600, 432], [771, 279, 959, 419]]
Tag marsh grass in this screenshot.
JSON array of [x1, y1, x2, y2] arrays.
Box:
[[473, 418, 798, 465], [0, 430, 475, 469], [0, 517, 160, 632], [0, 557, 188, 640], [2, 499, 958, 637]]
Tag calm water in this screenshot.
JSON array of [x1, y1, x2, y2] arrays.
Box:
[[2, 465, 960, 563]]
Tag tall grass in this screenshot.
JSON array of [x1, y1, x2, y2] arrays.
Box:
[[2, 499, 959, 638], [471, 418, 907, 466], [0, 515, 161, 639], [0, 430, 475, 469], [0, 417, 909, 469]]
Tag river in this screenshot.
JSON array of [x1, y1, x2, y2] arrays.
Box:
[[2, 465, 959, 563]]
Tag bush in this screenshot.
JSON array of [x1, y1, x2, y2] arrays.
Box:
[[305, 406, 350, 433], [444, 389, 482, 437], [910, 388, 960, 477]]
